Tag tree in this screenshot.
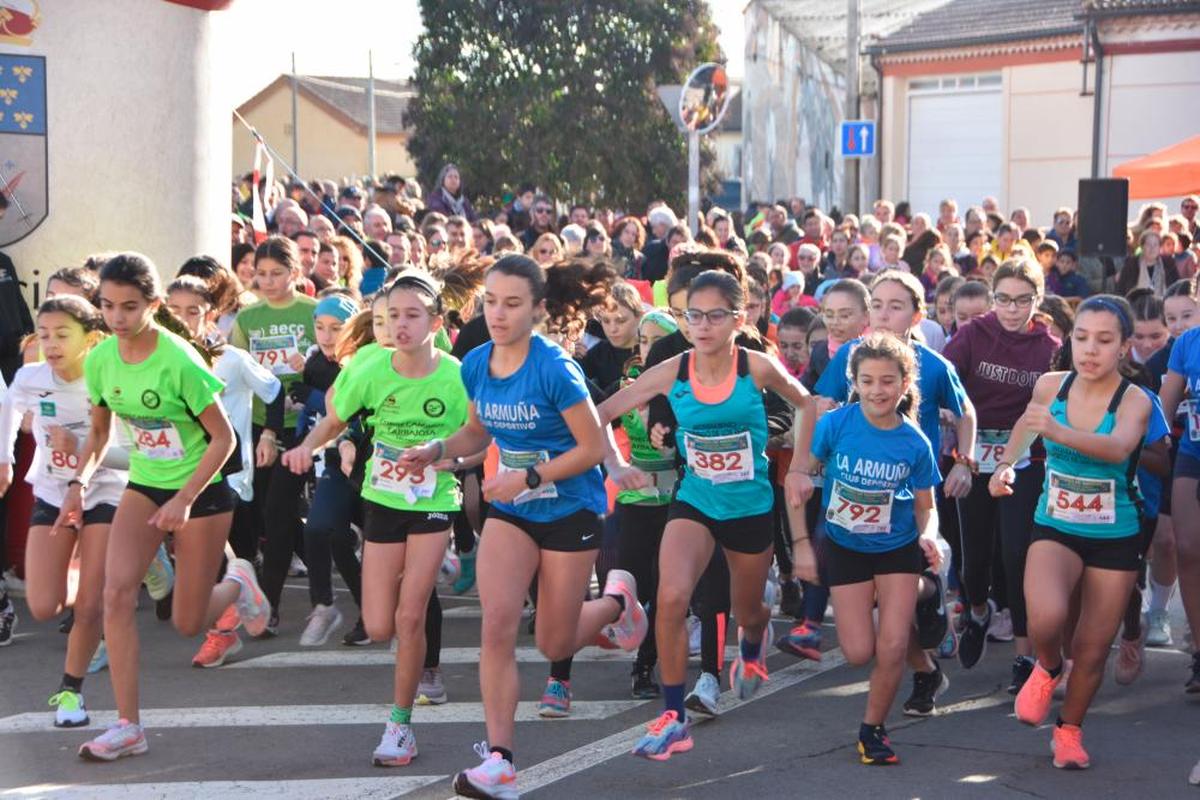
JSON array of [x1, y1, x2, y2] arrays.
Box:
[[408, 0, 722, 213]]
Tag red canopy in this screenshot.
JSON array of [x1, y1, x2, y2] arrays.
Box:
[[1113, 135, 1200, 200]]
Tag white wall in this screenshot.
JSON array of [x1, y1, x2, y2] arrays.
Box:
[[3, 0, 234, 296]]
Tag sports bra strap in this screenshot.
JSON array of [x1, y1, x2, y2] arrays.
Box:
[[1055, 372, 1075, 402], [1106, 378, 1132, 415], [676, 351, 690, 383]]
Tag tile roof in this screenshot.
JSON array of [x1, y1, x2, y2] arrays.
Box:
[[867, 0, 1082, 54], [297, 75, 413, 135]]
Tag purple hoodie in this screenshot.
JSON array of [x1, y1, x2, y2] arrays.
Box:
[[942, 311, 1061, 430]]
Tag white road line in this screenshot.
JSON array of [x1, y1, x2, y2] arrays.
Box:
[[0, 701, 645, 734], [0, 777, 446, 799], [225, 646, 742, 669], [455, 648, 848, 800]]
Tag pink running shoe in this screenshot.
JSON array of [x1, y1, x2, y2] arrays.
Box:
[[78, 719, 148, 762], [1015, 661, 1061, 726], [600, 569, 647, 651], [224, 558, 271, 637]]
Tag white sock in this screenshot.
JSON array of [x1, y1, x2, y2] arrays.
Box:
[[1149, 577, 1176, 612]]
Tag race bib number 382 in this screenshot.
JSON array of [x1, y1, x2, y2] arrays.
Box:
[[684, 431, 753, 484]]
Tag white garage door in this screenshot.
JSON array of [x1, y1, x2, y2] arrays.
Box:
[[907, 84, 1002, 218]]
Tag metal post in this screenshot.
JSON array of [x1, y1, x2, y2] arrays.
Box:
[[367, 50, 377, 179], [843, 0, 861, 215], [290, 52, 299, 173], [688, 131, 700, 236]]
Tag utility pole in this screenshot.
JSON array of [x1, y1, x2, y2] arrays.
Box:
[[843, 0, 861, 216], [367, 50, 377, 179], [290, 52, 299, 173]]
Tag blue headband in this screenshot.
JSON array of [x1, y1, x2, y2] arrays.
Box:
[[1079, 296, 1132, 338], [314, 294, 359, 323]]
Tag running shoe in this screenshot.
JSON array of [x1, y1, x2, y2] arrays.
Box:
[[1115, 623, 1147, 686], [372, 722, 418, 767], [1, 567, 24, 597], [192, 630, 243, 668], [142, 544, 175, 602], [730, 622, 772, 700], [987, 607, 1014, 643], [452, 549, 477, 595], [438, 549, 460, 586], [342, 617, 371, 646], [49, 689, 89, 728], [1015, 661, 1061, 726], [59, 609, 74, 634], [225, 557, 271, 638], [631, 663, 660, 700], [687, 614, 701, 656], [1186, 652, 1200, 694], [858, 723, 898, 765], [685, 671, 721, 717], [416, 668, 448, 705], [87, 640, 108, 674], [902, 663, 949, 717], [915, 570, 949, 650], [1051, 722, 1090, 770], [1190, 757, 1200, 786], [538, 678, 571, 718], [937, 627, 959, 660], [0, 598, 14, 646], [1008, 656, 1035, 695], [775, 620, 822, 661], [288, 554, 308, 577], [763, 567, 781, 613], [452, 741, 518, 800], [78, 719, 148, 762], [957, 602, 992, 670], [780, 579, 803, 619], [631, 710, 692, 761], [299, 603, 343, 647], [1145, 607, 1173, 646], [599, 569, 647, 651]]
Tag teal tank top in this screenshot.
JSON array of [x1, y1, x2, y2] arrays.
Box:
[[1033, 372, 1141, 538], [668, 348, 773, 520]]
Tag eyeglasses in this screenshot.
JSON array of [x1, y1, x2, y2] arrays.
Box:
[[534, 207, 552, 215], [1185, 203, 1199, 211], [994, 293, 1037, 309], [537, 248, 555, 257], [684, 308, 740, 325], [430, 239, 445, 248], [669, 308, 688, 320]]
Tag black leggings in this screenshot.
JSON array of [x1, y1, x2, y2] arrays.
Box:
[[255, 428, 310, 613], [303, 463, 362, 609], [957, 464, 1043, 637], [618, 502, 669, 669], [694, 548, 731, 677], [425, 591, 441, 669]]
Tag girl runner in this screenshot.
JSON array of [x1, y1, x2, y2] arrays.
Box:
[[0, 297, 129, 726], [794, 332, 943, 764], [400, 254, 647, 799], [163, 276, 284, 668], [283, 270, 469, 767], [942, 260, 1060, 688], [596, 269, 817, 761], [992, 294, 1151, 770], [63, 253, 270, 761]]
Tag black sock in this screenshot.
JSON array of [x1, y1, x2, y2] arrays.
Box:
[[61, 673, 84, 693], [1046, 662, 1063, 679], [550, 657, 573, 682], [1055, 716, 1077, 729], [490, 745, 514, 766]]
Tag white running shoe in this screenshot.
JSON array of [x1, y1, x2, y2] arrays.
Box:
[[599, 569, 647, 651], [687, 614, 701, 656], [299, 603, 343, 647], [438, 549, 460, 586], [452, 741, 518, 800], [49, 689, 89, 728], [1, 567, 24, 598], [225, 558, 271, 637], [987, 607, 1015, 643], [1146, 608, 1173, 647], [373, 722, 418, 767], [415, 667, 448, 705], [78, 719, 148, 761], [685, 671, 721, 717]]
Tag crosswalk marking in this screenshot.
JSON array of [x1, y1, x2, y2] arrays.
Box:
[[0, 777, 446, 799], [0, 701, 646, 734], [225, 646, 742, 669]]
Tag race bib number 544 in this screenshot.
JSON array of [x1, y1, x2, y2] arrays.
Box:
[[1046, 470, 1115, 525]]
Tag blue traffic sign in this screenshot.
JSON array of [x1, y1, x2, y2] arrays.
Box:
[[840, 120, 876, 158]]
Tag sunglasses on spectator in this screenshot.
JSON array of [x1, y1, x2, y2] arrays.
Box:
[[430, 238, 445, 248]]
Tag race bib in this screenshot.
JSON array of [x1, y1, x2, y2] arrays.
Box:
[[631, 454, 678, 499], [1187, 399, 1200, 443], [128, 419, 185, 461], [826, 479, 893, 534], [250, 334, 300, 376], [1045, 470, 1115, 525], [498, 448, 558, 504], [45, 448, 80, 481], [684, 431, 754, 484], [369, 442, 435, 504], [975, 429, 1011, 475]]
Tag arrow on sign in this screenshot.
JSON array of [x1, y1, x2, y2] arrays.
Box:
[[858, 125, 870, 154]]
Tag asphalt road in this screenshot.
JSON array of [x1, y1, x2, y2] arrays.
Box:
[[1, 581, 1197, 799]]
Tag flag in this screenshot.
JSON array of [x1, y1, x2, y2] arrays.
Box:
[[250, 139, 273, 244]]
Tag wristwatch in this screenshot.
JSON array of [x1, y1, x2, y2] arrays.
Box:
[[525, 466, 543, 490]]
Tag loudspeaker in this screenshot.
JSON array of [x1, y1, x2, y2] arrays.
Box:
[[1077, 179, 1129, 257]]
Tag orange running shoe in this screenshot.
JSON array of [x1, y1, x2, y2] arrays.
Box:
[[1051, 723, 1090, 769], [1014, 661, 1061, 726], [192, 630, 243, 668]]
